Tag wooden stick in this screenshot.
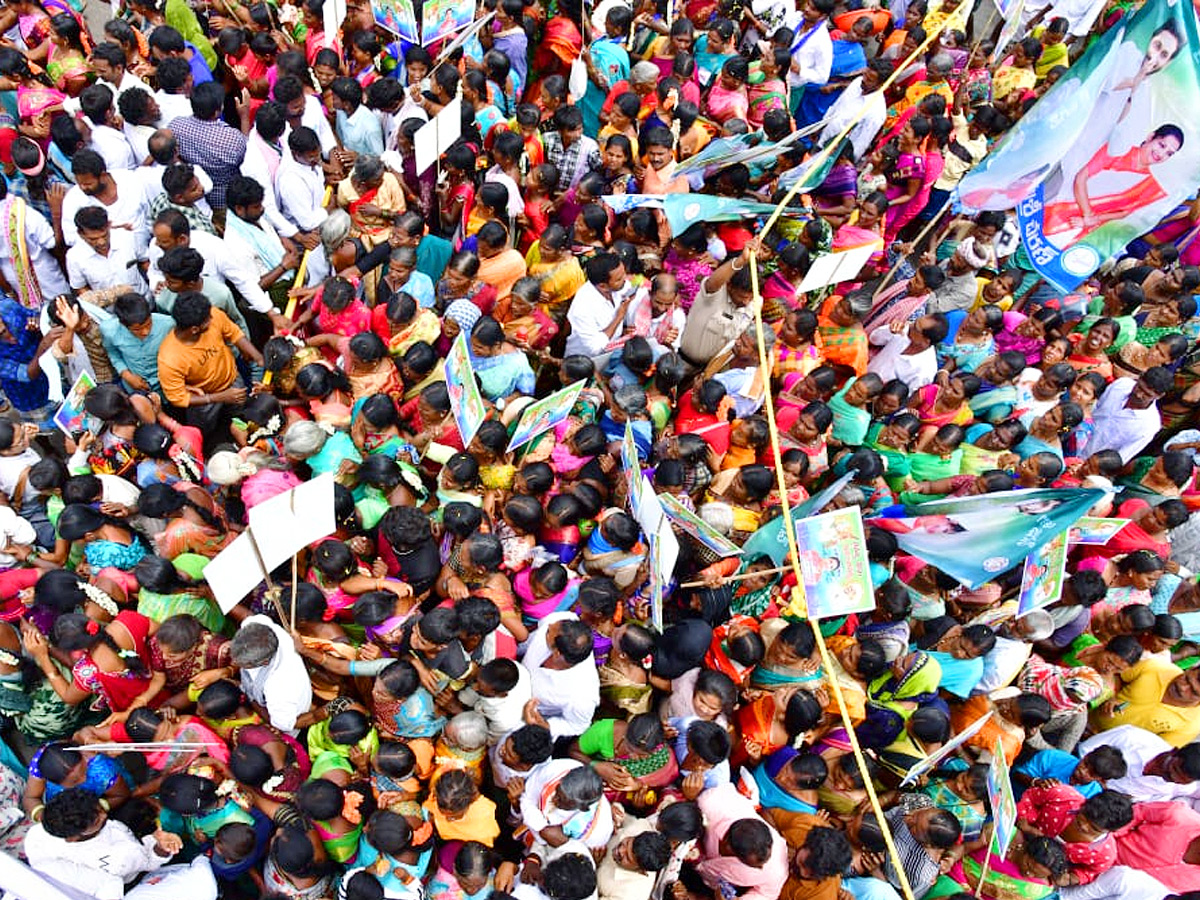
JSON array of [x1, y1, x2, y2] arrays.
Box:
[[974, 833, 995, 897], [871, 197, 955, 299], [680, 564, 793, 589]]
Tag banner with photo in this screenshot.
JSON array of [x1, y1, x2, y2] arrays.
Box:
[[956, 0, 1200, 292], [869, 488, 1104, 588], [444, 332, 487, 449], [1017, 531, 1069, 616]]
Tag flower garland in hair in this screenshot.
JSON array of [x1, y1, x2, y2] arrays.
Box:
[[246, 413, 284, 448], [0, 647, 19, 667], [168, 444, 206, 484], [81, 582, 119, 617]]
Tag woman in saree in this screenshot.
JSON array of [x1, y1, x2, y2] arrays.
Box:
[[1067, 318, 1118, 381], [900, 425, 966, 496], [860, 650, 943, 749], [696, 554, 783, 621], [950, 833, 1067, 900], [147, 613, 231, 707], [137, 482, 231, 561], [750, 620, 822, 691], [23, 740, 130, 814], [939, 305, 1003, 374], [598, 623, 655, 717], [921, 765, 990, 843], [864, 412, 917, 491], [468, 315, 535, 402], [762, 249, 813, 326], [702, 57, 749, 125], [436, 251, 497, 317], [372, 660, 446, 778], [810, 144, 860, 229], [230, 722, 312, 803], [732, 685, 824, 769], [45, 13, 89, 95], [25, 609, 163, 719], [750, 747, 827, 815], [960, 417, 1025, 475], [910, 371, 981, 437], [829, 373, 884, 448], [572, 713, 679, 797], [371, 291, 441, 359], [525, 224, 585, 323], [1043, 125, 1184, 241]]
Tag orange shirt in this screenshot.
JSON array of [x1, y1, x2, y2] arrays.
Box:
[[156, 308, 242, 407]]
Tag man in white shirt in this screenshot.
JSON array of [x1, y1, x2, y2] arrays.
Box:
[[154, 56, 195, 123], [624, 273, 686, 359], [0, 192, 71, 304], [61, 151, 150, 252], [79, 84, 136, 171], [566, 253, 637, 359], [521, 612, 599, 741], [136, 129, 214, 213], [1078, 725, 1200, 805], [66, 206, 148, 296], [241, 101, 299, 240], [512, 840, 599, 900], [818, 60, 889, 160], [23, 788, 193, 900], [787, 0, 834, 109], [147, 208, 284, 327], [867, 313, 948, 389], [274, 75, 338, 159], [1087, 368, 1171, 463], [230, 615, 313, 735], [519, 759, 613, 851], [276, 126, 329, 239], [90, 41, 152, 101]]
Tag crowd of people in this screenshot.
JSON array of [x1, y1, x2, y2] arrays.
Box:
[[0, 0, 1199, 899]]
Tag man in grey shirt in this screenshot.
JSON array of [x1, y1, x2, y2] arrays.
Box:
[[927, 237, 989, 314]]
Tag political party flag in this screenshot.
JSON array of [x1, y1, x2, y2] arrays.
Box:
[[869, 488, 1104, 588], [660, 194, 810, 236], [956, 0, 1200, 292]]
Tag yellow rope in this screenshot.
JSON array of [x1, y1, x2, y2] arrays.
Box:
[[739, 8, 975, 896]]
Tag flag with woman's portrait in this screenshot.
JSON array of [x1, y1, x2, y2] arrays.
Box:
[[955, 0, 1200, 291]]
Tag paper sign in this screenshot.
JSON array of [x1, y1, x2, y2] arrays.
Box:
[[507, 380, 585, 452], [796, 244, 881, 294], [247, 474, 337, 571], [371, 0, 418, 41], [421, 0, 474, 45], [901, 711, 994, 786], [414, 97, 464, 175], [660, 493, 741, 557], [444, 332, 487, 448], [53, 371, 98, 437]]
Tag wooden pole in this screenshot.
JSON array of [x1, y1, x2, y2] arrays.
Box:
[[872, 197, 955, 299], [680, 564, 793, 589]]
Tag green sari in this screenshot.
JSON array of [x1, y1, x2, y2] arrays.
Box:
[[829, 380, 873, 446]]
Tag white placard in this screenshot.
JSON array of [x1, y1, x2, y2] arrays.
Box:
[[246, 473, 337, 571], [796, 244, 881, 294], [204, 531, 271, 613]]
